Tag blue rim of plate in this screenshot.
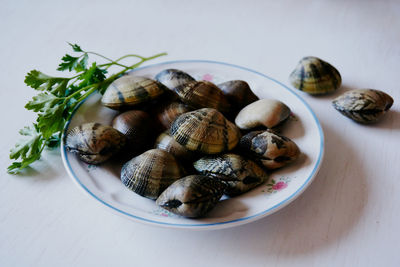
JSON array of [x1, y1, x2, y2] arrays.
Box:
[[61, 59, 324, 229]]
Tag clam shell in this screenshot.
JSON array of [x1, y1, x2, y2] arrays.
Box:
[[101, 76, 165, 110], [235, 99, 291, 130], [193, 153, 268, 196], [156, 175, 226, 218], [155, 131, 196, 162], [332, 89, 393, 123], [153, 102, 192, 131], [120, 149, 184, 199], [218, 80, 259, 111], [66, 122, 126, 164], [155, 69, 195, 91], [112, 110, 153, 153], [174, 80, 231, 114], [170, 108, 241, 154], [239, 130, 300, 169], [289, 56, 341, 95]]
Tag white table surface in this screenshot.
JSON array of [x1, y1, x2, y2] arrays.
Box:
[[1, 0, 399, 266]]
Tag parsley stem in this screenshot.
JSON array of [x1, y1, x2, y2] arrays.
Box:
[[86, 51, 129, 68]]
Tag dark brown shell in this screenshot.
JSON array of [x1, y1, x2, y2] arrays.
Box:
[[153, 102, 193, 131], [66, 122, 126, 164], [239, 130, 300, 169], [170, 108, 241, 154], [112, 110, 153, 153], [120, 149, 185, 199], [156, 175, 226, 217], [193, 153, 268, 196], [155, 69, 196, 91], [332, 89, 393, 123], [174, 80, 231, 114], [218, 80, 259, 112], [101, 76, 165, 110]]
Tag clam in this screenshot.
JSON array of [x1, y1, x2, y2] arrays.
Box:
[[194, 154, 268, 196], [170, 108, 241, 154], [218, 80, 259, 112], [120, 149, 185, 199], [155, 69, 196, 91], [155, 131, 196, 162], [332, 89, 394, 123], [289, 56, 341, 95], [66, 122, 126, 164], [112, 110, 153, 153], [153, 102, 192, 131], [101, 76, 165, 110], [239, 130, 300, 169], [235, 99, 291, 130], [156, 175, 226, 218], [174, 80, 231, 114]]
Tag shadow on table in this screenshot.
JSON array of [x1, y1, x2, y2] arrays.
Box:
[[189, 120, 368, 256]]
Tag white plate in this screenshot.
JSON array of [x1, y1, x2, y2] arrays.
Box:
[[61, 60, 324, 230]]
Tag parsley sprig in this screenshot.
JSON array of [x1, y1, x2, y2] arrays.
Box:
[[8, 43, 166, 174]]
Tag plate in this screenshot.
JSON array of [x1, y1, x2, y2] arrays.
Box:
[[61, 60, 324, 230]]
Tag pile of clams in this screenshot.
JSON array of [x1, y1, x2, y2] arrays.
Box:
[[66, 68, 303, 218]]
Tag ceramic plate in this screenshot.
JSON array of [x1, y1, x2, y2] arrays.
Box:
[[61, 60, 324, 230]]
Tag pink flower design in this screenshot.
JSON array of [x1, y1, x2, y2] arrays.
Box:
[[272, 181, 287, 191], [202, 73, 213, 81]]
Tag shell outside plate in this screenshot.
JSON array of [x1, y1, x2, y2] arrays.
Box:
[[332, 89, 394, 123], [289, 56, 341, 95], [170, 108, 241, 154]]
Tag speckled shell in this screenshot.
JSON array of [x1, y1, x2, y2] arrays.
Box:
[[155, 69, 196, 91], [101, 76, 165, 110], [218, 80, 259, 111], [154, 131, 196, 162], [170, 108, 241, 154], [120, 149, 184, 199], [332, 89, 393, 123], [235, 99, 291, 130], [193, 154, 268, 196], [239, 130, 300, 169], [112, 110, 153, 153], [156, 175, 226, 218], [154, 102, 193, 131], [174, 80, 231, 114], [66, 122, 126, 164], [289, 56, 341, 95]]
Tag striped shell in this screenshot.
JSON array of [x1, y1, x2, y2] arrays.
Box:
[[156, 175, 226, 218], [239, 130, 300, 169], [155, 69, 195, 91], [120, 149, 184, 199], [66, 122, 126, 164], [112, 110, 153, 153], [193, 154, 268, 196], [218, 80, 259, 112], [174, 80, 231, 114], [170, 108, 241, 154], [155, 131, 196, 162], [289, 56, 341, 95], [332, 89, 393, 123], [235, 99, 291, 130], [154, 102, 192, 131], [101, 76, 165, 110]]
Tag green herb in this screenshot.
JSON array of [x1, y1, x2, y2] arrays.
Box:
[[8, 43, 166, 174]]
